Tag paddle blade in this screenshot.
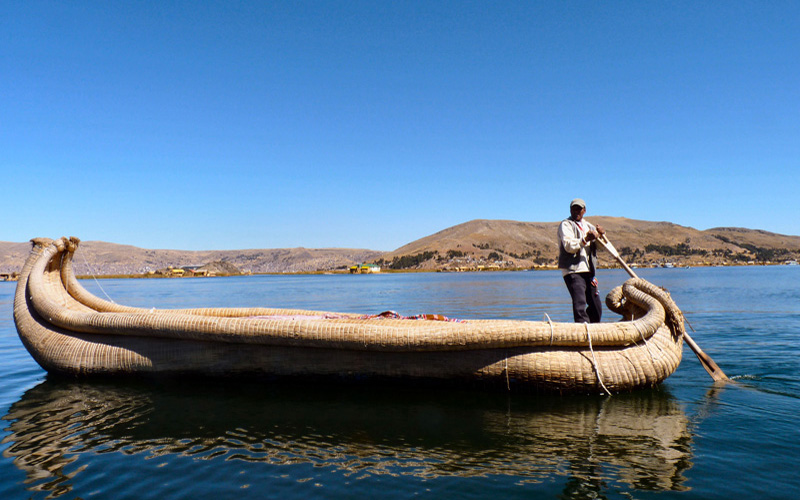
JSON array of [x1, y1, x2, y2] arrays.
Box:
[[684, 332, 729, 381]]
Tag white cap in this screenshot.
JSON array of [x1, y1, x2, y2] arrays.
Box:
[[570, 198, 586, 209]]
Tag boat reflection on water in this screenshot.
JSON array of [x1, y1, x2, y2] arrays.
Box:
[[3, 378, 694, 497]]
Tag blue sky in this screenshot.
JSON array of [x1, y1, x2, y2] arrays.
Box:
[[3, 1, 798, 251]]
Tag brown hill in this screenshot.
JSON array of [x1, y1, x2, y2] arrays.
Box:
[[378, 218, 800, 270], [0, 240, 384, 275], [0, 241, 34, 276], [3, 219, 799, 276]]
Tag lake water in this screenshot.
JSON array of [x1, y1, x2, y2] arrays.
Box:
[[2, 267, 799, 499]]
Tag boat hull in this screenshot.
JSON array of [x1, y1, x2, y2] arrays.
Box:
[[14, 238, 684, 393]]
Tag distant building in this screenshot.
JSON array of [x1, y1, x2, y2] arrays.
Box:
[[350, 263, 381, 274]]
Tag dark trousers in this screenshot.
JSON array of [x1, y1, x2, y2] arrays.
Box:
[[563, 272, 602, 323]]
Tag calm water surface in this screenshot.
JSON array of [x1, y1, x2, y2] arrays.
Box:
[[2, 267, 799, 499]]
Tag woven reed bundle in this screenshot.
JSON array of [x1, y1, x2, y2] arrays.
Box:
[[14, 237, 685, 392]]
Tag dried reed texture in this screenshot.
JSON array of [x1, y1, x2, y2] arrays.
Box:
[[14, 237, 684, 392]]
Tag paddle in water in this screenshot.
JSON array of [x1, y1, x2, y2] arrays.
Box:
[[596, 235, 729, 382]]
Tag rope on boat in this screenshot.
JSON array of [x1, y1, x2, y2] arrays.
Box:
[[544, 313, 555, 346], [633, 319, 665, 362], [78, 247, 115, 303], [585, 323, 612, 396]]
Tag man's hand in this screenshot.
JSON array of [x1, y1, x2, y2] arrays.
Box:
[[585, 225, 605, 243]]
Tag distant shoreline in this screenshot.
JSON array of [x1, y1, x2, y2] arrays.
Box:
[[70, 261, 800, 280], [3, 218, 799, 276]]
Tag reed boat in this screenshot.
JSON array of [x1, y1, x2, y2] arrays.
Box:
[[13, 237, 685, 393]]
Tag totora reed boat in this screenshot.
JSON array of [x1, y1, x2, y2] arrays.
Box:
[[14, 237, 686, 393]]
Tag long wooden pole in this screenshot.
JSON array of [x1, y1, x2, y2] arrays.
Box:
[[596, 235, 729, 382]]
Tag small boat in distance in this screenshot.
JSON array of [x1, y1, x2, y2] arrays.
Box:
[[14, 237, 687, 394]]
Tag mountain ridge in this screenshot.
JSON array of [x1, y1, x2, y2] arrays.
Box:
[[379, 217, 800, 270], [2, 217, 799, 275]]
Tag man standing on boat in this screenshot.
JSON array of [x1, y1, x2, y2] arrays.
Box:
[[558, 198, 605, 323]]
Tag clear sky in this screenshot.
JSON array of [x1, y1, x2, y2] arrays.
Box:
[[3, 1, 798, 251]]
